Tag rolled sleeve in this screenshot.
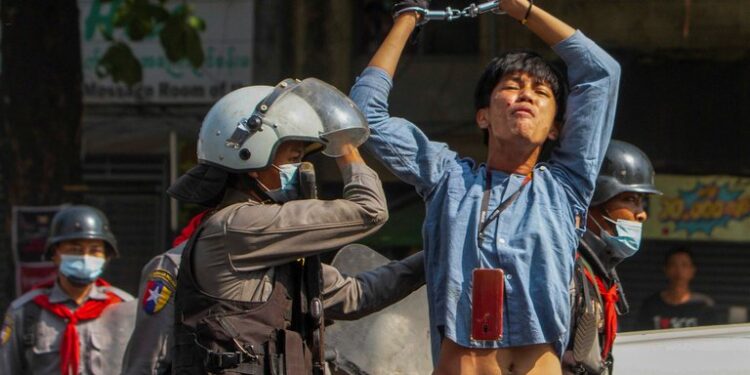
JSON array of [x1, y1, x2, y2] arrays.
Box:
[[351, 67, 458, 198], [549, 31, 621, 207]]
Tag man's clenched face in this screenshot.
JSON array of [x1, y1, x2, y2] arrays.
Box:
[[476, 72, 559, 150]]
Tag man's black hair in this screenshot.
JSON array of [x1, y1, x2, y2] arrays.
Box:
[[664, 246, 695, 266], [474, 51, 568, 145]]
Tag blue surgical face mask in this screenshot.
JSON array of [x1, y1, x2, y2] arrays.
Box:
[[59, 255, 106, 285], [265, 163, 301, 203], [593, 215, 643, 259]]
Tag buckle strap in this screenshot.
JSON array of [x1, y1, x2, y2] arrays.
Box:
[[204, 350, 261, 372], [571, 363, 588, 374], [188, 333, 262, 372]]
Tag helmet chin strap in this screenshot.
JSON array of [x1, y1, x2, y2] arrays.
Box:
[[243, 174, 274, 203]]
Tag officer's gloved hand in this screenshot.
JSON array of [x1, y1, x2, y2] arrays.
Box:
[[392, 0, 431, 44]]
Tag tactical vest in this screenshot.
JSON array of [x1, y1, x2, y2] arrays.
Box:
[[567, 235, 629, 375], [173, 227, 324, 375]]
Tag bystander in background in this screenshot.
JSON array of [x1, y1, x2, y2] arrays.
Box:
[[637, 247, 717, 330]]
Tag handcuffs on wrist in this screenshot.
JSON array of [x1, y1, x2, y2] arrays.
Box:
[[393, 0, 506, 25]]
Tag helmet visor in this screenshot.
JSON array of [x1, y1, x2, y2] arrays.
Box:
[[268, 78, 369, 157]]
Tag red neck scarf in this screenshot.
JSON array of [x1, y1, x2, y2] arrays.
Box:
[[32, 279, 123, 375], [583, 268, 619, 360], [172, 210, 208, 246]]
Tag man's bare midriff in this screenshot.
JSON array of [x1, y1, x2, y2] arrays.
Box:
[[434, 338, 561, 375]]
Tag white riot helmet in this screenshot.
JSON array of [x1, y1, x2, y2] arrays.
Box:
[[199, 78, 369, 172], [168, 78, 369, 205]]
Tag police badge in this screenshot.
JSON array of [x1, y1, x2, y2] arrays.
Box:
[[141, 269, 176, 315], [1, 313, 12, 346]]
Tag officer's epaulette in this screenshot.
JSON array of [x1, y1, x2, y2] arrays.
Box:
[[163, 243, 185, 269], [9, 288, 47, 310], [101, 285, 134, 302]]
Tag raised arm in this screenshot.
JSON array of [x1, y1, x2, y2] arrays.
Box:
[[217, 147, 389, 271], [501, 0, 621, 206], [499, 0, 575, 46], [368, 12, 419, 76], [351, 7, 458, 197], [335, 144, 366, 169]]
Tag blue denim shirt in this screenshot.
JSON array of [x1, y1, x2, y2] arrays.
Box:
[[350, 31, 620, 360]]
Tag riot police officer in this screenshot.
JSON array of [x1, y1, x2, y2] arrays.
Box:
[[564, 140, 662, 374], [122, 225, 423, 375], [169, 78, 424, 374], [0, 205, 134, 374]]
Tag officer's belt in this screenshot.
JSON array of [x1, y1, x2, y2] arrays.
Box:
[[183, 333, 266, 374], [203, 350, 261, 373]]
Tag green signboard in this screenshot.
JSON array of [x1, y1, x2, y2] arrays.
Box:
[[80, 0, 254, 104]]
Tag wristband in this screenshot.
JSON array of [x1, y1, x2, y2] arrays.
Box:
[[520, 0, 533, 25]]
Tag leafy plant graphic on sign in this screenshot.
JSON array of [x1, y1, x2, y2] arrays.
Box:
[[93, 0, 206, 86]]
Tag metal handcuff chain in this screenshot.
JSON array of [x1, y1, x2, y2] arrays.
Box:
[[394, 0, 505, 25]]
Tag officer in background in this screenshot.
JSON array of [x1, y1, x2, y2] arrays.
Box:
[[170, 79, 425, 374], [121, 212, 204, 375], [0, 205, 134, 374], [563, 140, 662, 375]]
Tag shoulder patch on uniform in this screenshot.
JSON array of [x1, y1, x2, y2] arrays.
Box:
[[1, 312, 13, 346], [141, 269, 177, 315]]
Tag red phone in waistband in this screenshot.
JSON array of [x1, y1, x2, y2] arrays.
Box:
[[471, 268, 505, 341]]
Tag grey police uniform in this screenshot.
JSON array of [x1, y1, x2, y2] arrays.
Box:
[[189, 163, 405, 306], [122, 240, 425, 374], [0, 282, 134, 375], [173, 162, 428, 373], [128, 163, 424, 374], [121, 244, 184, 375]]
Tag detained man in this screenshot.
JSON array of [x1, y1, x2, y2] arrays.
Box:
[[350, 0, 621, 373]]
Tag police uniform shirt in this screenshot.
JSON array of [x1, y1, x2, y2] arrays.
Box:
[[122, 238, 426, 374], [124, 162, 423, 373], [192, 163, 392, 304], [0, 281, 134, 375], [121, 244, 183, 375]]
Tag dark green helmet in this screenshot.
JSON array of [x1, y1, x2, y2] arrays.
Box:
[[44, 205, 118, 259], [591, 140, 662, 207]]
